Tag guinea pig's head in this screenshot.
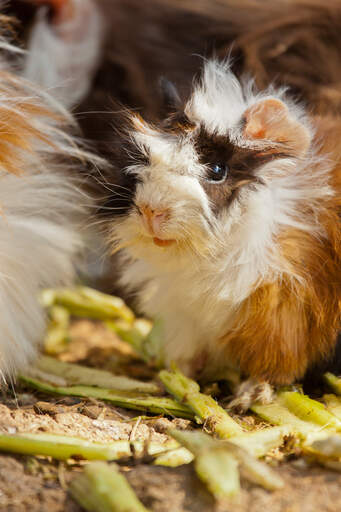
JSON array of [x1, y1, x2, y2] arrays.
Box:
[[110, 60, 314, 265]]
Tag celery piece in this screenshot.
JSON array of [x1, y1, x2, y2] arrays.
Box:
[[70, 462, 150, 512], [195, 449, 240, 500], [251, 402, 321, 436], [0, 432, 177, 461], [279, 391, 341, 430], [154, 447, 194, 467], [323, 394, 341, 420], [170, 429, 283, 496], [324, 373, 341, 395], [159, 367, 242, 437], [142, 317, 164, 367], [41, 287, 134, 323], [106, 320, 149, 360], [309, 435, 341, 458], [229, 426, 291, 458], [44, 306, 70, 355], [170, 429, 240, 499], [107, 317, 163, 366], [232, 444, 284, 491], [20, 375, 194, 419], [34, 355, 160, 394]]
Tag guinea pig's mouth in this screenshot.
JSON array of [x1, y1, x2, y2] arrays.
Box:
[[152, 237, 176, 247]]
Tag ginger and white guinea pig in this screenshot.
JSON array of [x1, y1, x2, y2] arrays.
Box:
[[19, 1, 341, 401], [107, 60, 341, 396]]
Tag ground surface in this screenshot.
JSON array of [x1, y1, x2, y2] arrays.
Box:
[[1, 319, 341, 512]]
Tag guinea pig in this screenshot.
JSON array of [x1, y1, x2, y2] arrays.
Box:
[[18, 0, 341, 405], [0, 21, 97, 382], [106, 60, 341, 406]]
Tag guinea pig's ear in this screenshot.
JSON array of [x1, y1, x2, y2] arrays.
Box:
[[159, 76, 182, 112], [243, 98, 311, 157]]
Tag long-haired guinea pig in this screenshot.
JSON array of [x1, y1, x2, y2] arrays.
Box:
[[17, 1, 341, 403], [105, 60, 341, 402], [0, 20, 98, 382]]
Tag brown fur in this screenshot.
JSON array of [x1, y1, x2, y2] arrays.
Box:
[[0, 71, 55, 175], [221, 118, 341, 385]]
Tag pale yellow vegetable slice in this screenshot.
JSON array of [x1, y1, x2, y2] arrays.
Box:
[[33, 355, 160, 394], [159, 366, 242, 437], [70, 462, 150, 512], [41, 286, 134, 323]]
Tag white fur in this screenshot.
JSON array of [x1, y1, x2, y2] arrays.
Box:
[[0, 172, 83, 379], [0, 42, 95, 380], [112, 60, 334, 376]]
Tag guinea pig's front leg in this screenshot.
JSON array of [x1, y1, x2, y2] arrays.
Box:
[[228, 378, 275, 413]]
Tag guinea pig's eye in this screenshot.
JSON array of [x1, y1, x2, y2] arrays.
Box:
[[206, 163, 229, 183]]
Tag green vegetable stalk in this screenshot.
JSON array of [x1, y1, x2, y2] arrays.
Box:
[[41, 286, 134, 323], [0, 432, 178, 461], [155, 426, 289, 467], [70, 462, 150, 512], [279, 391, 341, 430], [32, 355, 160, 394], [44, 306, 70, 355], [170, 429, 283, 497], [20, 375, 194, 419], [324, 372, 341, 395], [170, 429, 240, 499], [159, 366, 243, 437]]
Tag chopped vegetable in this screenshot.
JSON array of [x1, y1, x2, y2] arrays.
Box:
[[279, 391, 341, 430], [159, 366, 242, 437], [44, 305, 70, 354], [225, 442, 284, 491], [154, 447, 194, 467], [309, 435, 341, 458], [32, 355, 160, 394], [170, 429, 240, 499], [106, 319, 151, 361], [107, 317, 164, 367], [324, 372, 341, 395], [323, 394, 341, 420], [41, 286, 134, 323], [170, 429, 283, 497], [20, 375, 194, 419], [228, 426, 291, 458], [142, 317, 164, 366], [70, 461, 150, 512], [0, 432, 178, 461]]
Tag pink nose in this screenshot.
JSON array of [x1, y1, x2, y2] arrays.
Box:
[[139, 205, 169, 236]]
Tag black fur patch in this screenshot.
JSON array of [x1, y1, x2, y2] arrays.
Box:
[[194, 128, 282, 214], [96, 135, 143, 218]]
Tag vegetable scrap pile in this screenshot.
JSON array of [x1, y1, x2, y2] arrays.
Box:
[[3, 286, 341, 511]]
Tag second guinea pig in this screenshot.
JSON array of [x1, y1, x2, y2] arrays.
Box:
[[106, 60, 341, 406]]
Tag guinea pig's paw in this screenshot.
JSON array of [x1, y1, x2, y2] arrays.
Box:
[[228, 378, 274, 414]]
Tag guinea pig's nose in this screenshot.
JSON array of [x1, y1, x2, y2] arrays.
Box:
[[139, 204, 169, 235]]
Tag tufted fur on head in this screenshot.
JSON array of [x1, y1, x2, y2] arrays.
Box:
[[109, 60, 341, 385], [0, 25, 99, 381]]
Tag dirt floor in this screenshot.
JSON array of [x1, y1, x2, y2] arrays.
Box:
[[1, 319, 341, 512]]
